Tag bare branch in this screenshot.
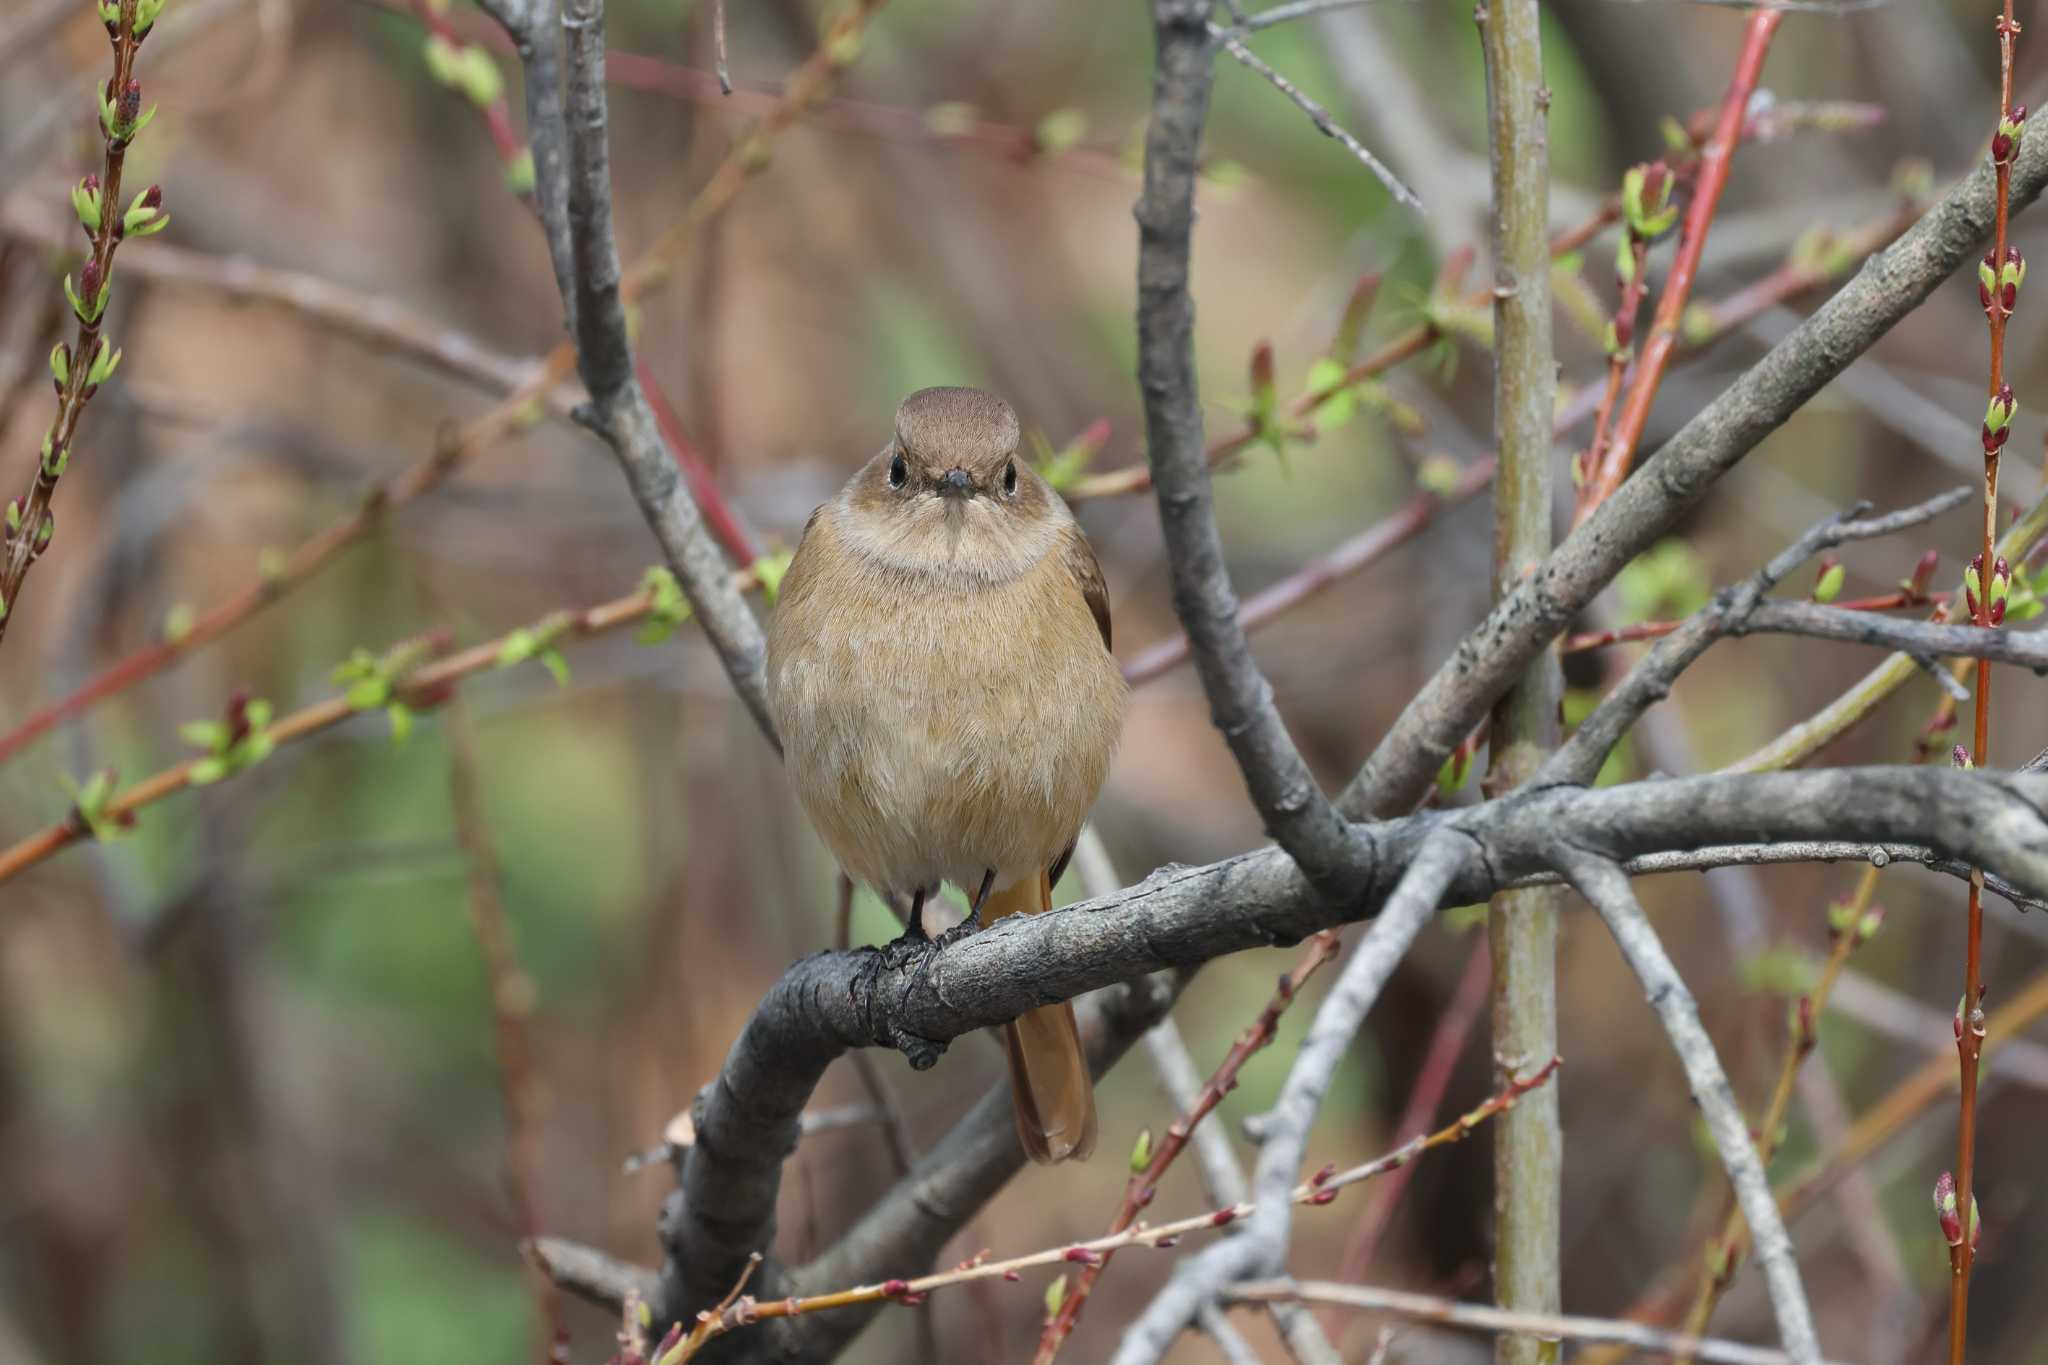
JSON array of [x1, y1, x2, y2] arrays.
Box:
[[1109, 829, 1473, 1364], [1228, 1281, 1847, 1365], [1477, 0, 1562, 1352], [1555, 853, 1820, 1365], [549, 0, 779, 749], [1340, 116, 2048, 820], [1208, 25, 1422, 214], [1134, 0, 1353, 895], [1546, 489, 1972, 785]]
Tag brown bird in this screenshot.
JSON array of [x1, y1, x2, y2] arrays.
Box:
[[766, 387, 1127, 1163]]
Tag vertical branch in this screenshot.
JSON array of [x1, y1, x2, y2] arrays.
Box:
[[1134, 0, 1356, 897], [1476, 2, 1561, 1359], [0, 0, 166, 646], [553, 0, 780, 749], [1576, 8, 1780, 514], [1951, 5, 2023, 1357]]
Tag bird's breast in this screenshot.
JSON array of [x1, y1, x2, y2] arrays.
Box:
[[767, 536, 1125, 896]]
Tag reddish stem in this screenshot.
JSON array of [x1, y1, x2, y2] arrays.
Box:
[[636, 355, 759, 565], [1031, 930, 1344, 1363], [1577, 9, 1783, 516], [1952, 8, 2019, 1359], [1324, 937, 1491, 1317]]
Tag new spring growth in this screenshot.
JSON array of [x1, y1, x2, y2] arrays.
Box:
[[122, 185, 168, 238], [1128, 1128, 1153, 1175], [64, 258, 109, 325], [71, 175, 103, 234], [1825, 898, 1885, 945], [421, 34, 504, 110], [1963, 553, 2011, 624], [1903, 547, 1940, 600], [1812, 557, 1845, 603], [1621, 162, 1678, 240], [1933, 1171, 1983, 1252], [1953, 744, 1974, 770], [1992, 104, 2028, 167], [1979, 246, 2026, 320], [99, 77, 156, 146], [1247, 340, 1281, 457], [1788, 994, 1817, 1053], [1982, 385, 2017, 455], [99, 0, 166, 37]]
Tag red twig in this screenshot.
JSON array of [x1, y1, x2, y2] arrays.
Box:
[[636, 356, 759, 565], [1327, 937, 1491, 1301], [0, 0, 157, 648], [1031, 930, 1344, 1363], [1950, 7, 2021, 1358], [1575, 9, 1783, 517]]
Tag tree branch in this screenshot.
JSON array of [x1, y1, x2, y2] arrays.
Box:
[[549, 0, 778, 749], [1339, 115, 2048, 821], [1228, 1280, 1845, 1365], [1555, 853, 1819, 1365], [1110, 829, 1475, 1364], [1476, 0, 1562, 1353], [1135, 0, 1353, 896], [1546, 489, 1971, 785]]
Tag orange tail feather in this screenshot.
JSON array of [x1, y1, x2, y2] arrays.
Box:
[[980, 868, 1095, 1163]]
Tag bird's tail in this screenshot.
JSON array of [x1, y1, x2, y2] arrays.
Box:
[[980, 867, 1096, 1163]]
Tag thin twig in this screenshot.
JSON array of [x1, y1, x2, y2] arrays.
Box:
[[1576, 8, 1782, 516], [1229, 1281, 1847, 1365], [1209, 24, 1422, 214], [1556, 854, 1820, 1365], [1135, 0, 1353, 896]]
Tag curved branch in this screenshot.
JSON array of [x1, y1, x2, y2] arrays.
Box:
[[1135, 0, 1354, 896], [551, 0, 779, 749], [652, 767, 2048, 1354]]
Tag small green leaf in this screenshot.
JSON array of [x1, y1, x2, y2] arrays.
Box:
[[1034, 108, 1087, 156], [387, 702, 413, 746], [498, 628, 537, 667], [539, 647, 570, 688], [179, 720, 225, 750], [162, 602, 194, 645], [1301, 356, 1356, 429], [754, 549, 795, 606], [188, 757, 227, 786], [346, 678, 389, 710]]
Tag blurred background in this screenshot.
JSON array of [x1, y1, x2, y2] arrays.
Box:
[[2, 0, 2047, 1360]]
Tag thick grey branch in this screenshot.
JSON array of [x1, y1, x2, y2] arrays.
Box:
[[1136, 0, 1354, 897], [1340, 122, 2048, 819], [548, 0, 779, 748], [1556, 853, 1819, 1364], [613, 767, 2048, 1355]]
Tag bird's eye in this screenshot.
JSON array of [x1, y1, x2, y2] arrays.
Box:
[[889, 453, 908, 488], [1002, 459, 1018, 495]]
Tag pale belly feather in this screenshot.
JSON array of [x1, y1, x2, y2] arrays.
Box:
[[768, 548, 1123, 898]]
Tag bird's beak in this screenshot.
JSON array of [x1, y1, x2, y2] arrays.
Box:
[[938, 467, 974, 497]]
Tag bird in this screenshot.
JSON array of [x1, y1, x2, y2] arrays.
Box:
[[765, 386, 1127, 1163]]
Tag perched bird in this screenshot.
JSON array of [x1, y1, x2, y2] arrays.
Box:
[[766, 387, 1127, 1163]]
